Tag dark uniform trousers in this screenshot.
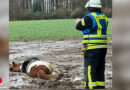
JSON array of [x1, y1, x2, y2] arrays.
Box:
[[84, 48, 107, 89]]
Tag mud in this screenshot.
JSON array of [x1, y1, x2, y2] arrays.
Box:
[[9, 40, 112, 89]]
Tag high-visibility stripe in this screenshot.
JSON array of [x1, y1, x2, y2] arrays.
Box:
[[82, 44, 107, 51], [97, 81, 105, 84], [88, 66, 93, 89], [87, 44, 102, 46], [90, 13, 108, 36], [88, 83, 97, 87], [82, 40, 107, 44], [87, 44, 107, 46], [84, 81, 105, 88], [91, 13, 102, 36], [88, 66, 99, 89], [87, 45, 107, 50], [84, 82, 98, 88], [94, 15, 108, 20], [91, 13, 108, 23], [86, 43, 107, 45], [83, 35, 107, 38], [96, 81, 105, 86], [81, 18, 85, 26]]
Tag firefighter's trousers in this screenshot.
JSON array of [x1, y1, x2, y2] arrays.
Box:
[[84, 48, 107, 89]]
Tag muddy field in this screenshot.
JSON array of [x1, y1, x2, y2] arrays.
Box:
[[9, 40, 112, 89]]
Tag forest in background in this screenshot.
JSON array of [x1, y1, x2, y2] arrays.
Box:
[[9, 0, 112, 20]]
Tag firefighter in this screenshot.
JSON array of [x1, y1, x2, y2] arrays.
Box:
[[75, 0, 108, 89]]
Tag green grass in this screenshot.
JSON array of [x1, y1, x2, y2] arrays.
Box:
[[107, 18, 112, 39], [9, 19, 112, 41]]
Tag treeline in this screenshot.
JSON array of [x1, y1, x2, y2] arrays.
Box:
[[9, 0, 112, 20]]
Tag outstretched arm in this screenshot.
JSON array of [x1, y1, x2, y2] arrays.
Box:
[[75, 16, 93, 31]]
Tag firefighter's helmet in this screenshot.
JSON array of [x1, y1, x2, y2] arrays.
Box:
[[85, 0, 102, 8]]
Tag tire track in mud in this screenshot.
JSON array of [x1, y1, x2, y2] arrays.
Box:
[[9, 40, 112, 89]]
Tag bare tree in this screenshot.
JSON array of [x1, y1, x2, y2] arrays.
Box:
[[9, 0, 112, 20]]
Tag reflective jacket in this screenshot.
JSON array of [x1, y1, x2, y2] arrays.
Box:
[[81, 12, 108, 51]]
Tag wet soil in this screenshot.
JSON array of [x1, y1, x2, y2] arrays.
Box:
[[9, 40, 112, 89]]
